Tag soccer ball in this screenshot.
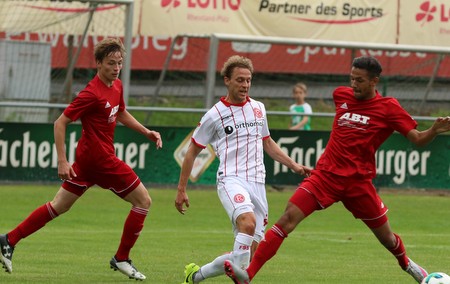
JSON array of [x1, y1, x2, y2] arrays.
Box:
[[421, 272, 450, 284]]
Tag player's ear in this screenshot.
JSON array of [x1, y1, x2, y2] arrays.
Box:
[[371, 76, 380, 86], [224, 76, 230, 86]]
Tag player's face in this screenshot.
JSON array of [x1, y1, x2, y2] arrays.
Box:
[[350, 67, 378, 100], [97, 51, 123, 87], [224, 67, 252, 104]]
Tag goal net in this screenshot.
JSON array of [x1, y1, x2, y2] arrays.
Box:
[[0, 0, 132, 123]]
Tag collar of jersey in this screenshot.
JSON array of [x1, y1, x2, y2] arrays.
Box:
[[220, 96, 250, 107]]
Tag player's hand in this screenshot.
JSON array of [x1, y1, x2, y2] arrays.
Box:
[[57, 160, 77, 180], [146, 130, 163, 149], [293, 164, 312, 177], [175, 189, 190, 215], [301, 165, 312, 177], [433, 116, 450, 134]]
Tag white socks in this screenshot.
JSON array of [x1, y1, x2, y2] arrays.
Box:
[[233, 232, 253, 269], [193, 232, 254, 282]]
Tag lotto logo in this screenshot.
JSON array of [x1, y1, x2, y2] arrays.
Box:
[[416, 1, 437, 25], [416, 1, 450, 26], [161, 0, 180, 9], [161, 0, 240, 10]]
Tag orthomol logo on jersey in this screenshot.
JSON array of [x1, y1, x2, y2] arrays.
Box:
[[259, 1, 384, 24], [416, 1, 450, 26], [161, 0, 241, 11], [224, 120, 264, 135], [223, 121, 264, 135], [235, 121, 264, 130]]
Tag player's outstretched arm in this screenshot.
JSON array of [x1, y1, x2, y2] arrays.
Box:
[[175, 142, 203, 214], [117, 110, 162, 149], [407, 116, 450, 147], [263, 137, 312, 177]]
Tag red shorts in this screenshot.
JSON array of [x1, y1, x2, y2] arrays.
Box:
[[290, 170, 388, 226], [62, 157, 140, 198]]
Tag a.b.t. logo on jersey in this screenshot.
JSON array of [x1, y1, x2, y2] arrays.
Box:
[[234, 193, 245, 203], [108, 105, 119, 124]]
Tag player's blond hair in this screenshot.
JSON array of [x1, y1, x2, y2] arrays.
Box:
[[220, 55, 254, 78], [94, 37, 125, 63]]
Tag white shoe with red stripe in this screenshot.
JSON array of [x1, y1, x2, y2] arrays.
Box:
[[405, 257, 428, 283], [224, 260, 250, 284]]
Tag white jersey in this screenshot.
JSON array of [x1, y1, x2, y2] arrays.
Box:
[[192, 96, 270, 183]]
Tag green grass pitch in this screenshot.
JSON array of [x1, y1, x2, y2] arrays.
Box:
[[0, 185, 449, 283]]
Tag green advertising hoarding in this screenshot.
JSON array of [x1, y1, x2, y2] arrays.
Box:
[[266, 130, 450, 189], [0, 123, 449, 189]]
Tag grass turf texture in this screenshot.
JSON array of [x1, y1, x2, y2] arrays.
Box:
[[0, 185, 449, 283]]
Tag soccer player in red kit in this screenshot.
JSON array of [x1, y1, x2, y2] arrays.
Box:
[[0, 38, 162, 280], [224, 56, 450, 283]]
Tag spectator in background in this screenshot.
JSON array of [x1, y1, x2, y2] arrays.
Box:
[[0, 38, 162, 280], [175, 55, 311, 284], [289, 82, 312, 130]]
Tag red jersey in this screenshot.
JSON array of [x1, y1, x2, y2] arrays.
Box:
[[315, 86, 417, 179], [63, 75, 125, 169]]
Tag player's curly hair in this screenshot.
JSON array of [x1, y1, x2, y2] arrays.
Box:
[[352, 56, 382, 78], [220, 55, 254, 78], [94, 37, 125, 63]]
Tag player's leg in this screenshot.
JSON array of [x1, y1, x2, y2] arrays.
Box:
[[185, 253, 233, 283], [345, 180, 427, 283], [368, 220, 428, 283], [225, 187, 321, 283], [1, 185, 81, 273], [116, 182, 151, 259], [190, 223, 255, 283], [186, 178, 255, 283], [110, 182, 150, 281]]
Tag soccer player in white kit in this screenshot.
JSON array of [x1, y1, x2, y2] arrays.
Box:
[[175, 55, 311, 284]]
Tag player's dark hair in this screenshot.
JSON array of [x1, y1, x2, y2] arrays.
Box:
[[94, 38, 125, 63], [352, 56, 382, 78], [220, 55, 254, 78]]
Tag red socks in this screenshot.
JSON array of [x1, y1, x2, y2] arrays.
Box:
[[7, 202, 59, 247], [115, 207, 148, 261], [247, 224, 287, 280], [6, 202, 149, 263], [389, 233, 409, 269]]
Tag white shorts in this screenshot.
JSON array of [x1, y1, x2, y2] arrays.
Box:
[[217, 176, 268, 242]]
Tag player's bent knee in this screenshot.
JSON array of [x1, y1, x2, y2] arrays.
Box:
[[141, 196, 152, 209], [234, 208, 256, 234], [278, 204, 305, 233]]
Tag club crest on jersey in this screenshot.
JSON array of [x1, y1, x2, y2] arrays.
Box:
[[253, 108, 262, 118], [338, 112, 370, 125], [234, 193, 245, 203]]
